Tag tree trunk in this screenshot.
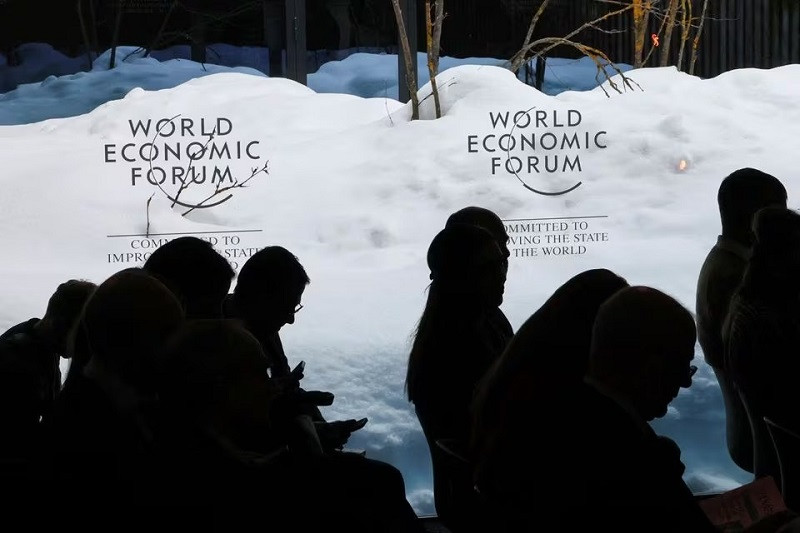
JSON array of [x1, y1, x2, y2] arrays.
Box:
[[660, 0, 681, 66], [391, 0, 419, 120], [689, 0, 710, 75], [633, 0, 647, 67], [425, 0, 444, 118], [676, 0, 691, 71]]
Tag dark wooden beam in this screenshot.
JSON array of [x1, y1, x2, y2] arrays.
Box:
[[263, 0, 285, 77], [285, 0, 307, 84]]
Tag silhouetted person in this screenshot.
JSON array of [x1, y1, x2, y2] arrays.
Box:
[[0, 279, 95, 470], [228, 246, 421, 530], [229, 246, 366, 454], [154, 319, 422, 533], [53, 269, 184, 529], [406, 224, 509, 531], [471, 268, 628, 515], [696, 167, 787, 473], [562, 287, 715, 532], [152, 319, 302, 530], [724, 207, 800, 488], [446, 206, 513, 338], [144, 236, 235, 319], [229, 246, 308, 378]]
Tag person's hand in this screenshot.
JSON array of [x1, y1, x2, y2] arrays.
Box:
[[269, 389, 334, 428], [294, 390, 334, 407], [315, 418, 368, 452], [290, 360, 305, 382], [272, 374, 301, 396]]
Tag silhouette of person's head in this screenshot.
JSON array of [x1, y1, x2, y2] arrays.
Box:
[[427, 224, 506, 307], [143, 237, 235, 319], [446, 206, 510, 260], [741, 207, 800, 298], [489, 268, 628, 388], [83, 268, 184, 391], [718, 168, 787, 245], [406, 226, 507, 403], [471, 269, 628, 456], [587, 286, 697, 421], [233, 246, 310, 334], [158, 320, 273, 452], [38, 279, 96, 355]]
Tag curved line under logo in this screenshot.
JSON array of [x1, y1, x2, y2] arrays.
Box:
[[503, 105, 582, 197]]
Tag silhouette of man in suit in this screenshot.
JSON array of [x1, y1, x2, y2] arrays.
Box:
[[696, 168, 787, 473], [571, 286, 716, 532]]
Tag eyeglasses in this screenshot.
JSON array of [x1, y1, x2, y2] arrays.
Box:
[[293, 303, 304, 314], [688, 365, 698, 378]]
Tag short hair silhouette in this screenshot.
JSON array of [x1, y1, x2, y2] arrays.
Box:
[[446, 206, 509, 258], [752, 207, 800, 254], [42, 279, 96, 353], [144, 236, 235, 319], [588, 287, 697, 422], [590, 286, 695, 374], [718, 168, 787, 241], [44, 279, 96, 326], [158, 319, 271, 423], [234, 246, 310, 312], [739, 207, 800, 300], [83, 269, 183, 389]]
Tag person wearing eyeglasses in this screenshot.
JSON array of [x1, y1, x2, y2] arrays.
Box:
[[559, 286, 715, 532], [228, 246, 424, 532], [228, 246, 309, 378]]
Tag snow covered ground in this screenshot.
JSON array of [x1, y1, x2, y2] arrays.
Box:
[[1, 45, 798, 515], [0, 43, 632, 124]]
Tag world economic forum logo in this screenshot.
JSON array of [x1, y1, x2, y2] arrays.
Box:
[[103, 114, 268, 215], [467, 107, 607, 196]]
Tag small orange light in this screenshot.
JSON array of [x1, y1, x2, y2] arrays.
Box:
[[678, 160, 688, 171]]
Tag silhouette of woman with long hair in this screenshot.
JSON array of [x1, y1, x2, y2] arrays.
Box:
[[406, 224, 509, 530], [471, 269, 628, 513]]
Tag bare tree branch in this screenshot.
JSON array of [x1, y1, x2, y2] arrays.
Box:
[[511, 3, 634, 72], [643, 4, 670, 66], [659, 0, 681, 66], [182, 160, 269, 216], [676, 0, 692, 71], [170, 127, 217, 208], [431, 0, 444, 117], [689, 0, 710, 75], [391, 0, 420, 120], [510, 0, 551, 73], [419, 78, 457, 105], [632, 0, 649, 67], [145, 192, 155, 237], [147, 114, 183, 204], [524, 37, 641, 97], [144, 0, 179, 57]]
